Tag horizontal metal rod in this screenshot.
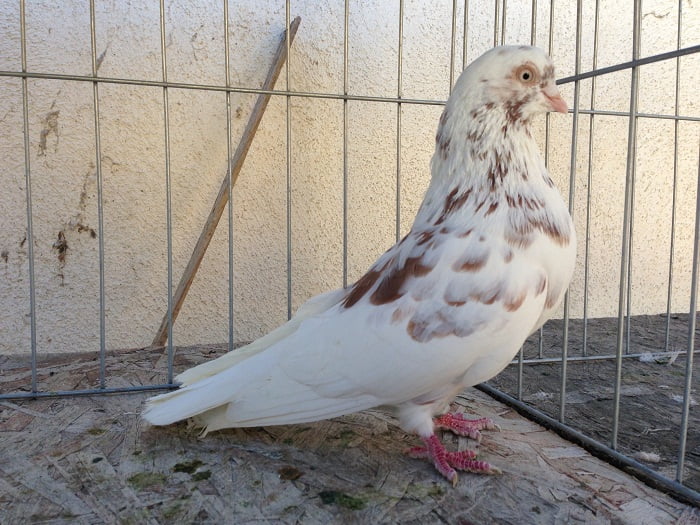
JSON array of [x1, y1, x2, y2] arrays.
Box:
[[5, 45, 698, 93], [0, 69, 444, 106], [0, 383, 177, 401], [557, 44, 700, 85], [2, 69, 700, 123], [506, 348, 699, 367], [576, 109, 700, 123], [475, 383, 700, 507], [1, 347, 691, 400]]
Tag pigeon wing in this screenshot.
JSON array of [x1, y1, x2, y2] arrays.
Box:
[[143, 226, 549, 431]]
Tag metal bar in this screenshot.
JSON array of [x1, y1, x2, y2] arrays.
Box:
[[500, 0, 507, 45], [19, 0, 38, 395], [0, 384, 179, 401], [557, 44, 700, 84], [493, 0, 500, 47], [158, 0, 175, 384], [626, 105, 639, 357], [676, 146, 700, 483], [539, 0, 555, 363], [4, 345, 696, 403], [558, 0, 583, 424], [517, 0, 537, 401], [0, 70, 442, 105], [396, 0, 403, 242], [665, 0, 683, 353], [516, 345, 524, 400], [224, 0, 234, 353], [504, 348, 700, 367], [89, 0, 107, 389], [285, 2, 292, 320], [150, 17, 301, 347], [569, 109, 699, 122], [449, 0, 458, 91], [612, 0, 642, 449], [462, 0, 469, 69], [342, 0, 349, 289], [476, 383, 700, 507], [626, 256, 633, 355], [582, 0, 601, 358], [547, 0, 554, 58]]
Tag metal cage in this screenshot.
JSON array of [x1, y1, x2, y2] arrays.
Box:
[[0, 0, 698, 506]]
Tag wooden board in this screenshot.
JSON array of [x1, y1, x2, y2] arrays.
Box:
[[492, 313, 700, 492], [0, 344, 697, 523]]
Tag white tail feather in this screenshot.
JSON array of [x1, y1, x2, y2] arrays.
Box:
[[143, 289, 347, 427], [174, 288, 344, 387], [143, 376, 229, 426], [143, 347, 379, 429]]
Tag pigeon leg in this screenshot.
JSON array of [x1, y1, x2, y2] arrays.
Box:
[[434, 412, 500, 442], [406, 434, 500, 485]]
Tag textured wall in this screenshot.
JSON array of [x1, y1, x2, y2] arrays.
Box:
[[0, 0, 698, 355]]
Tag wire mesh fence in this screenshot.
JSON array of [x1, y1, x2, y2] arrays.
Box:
[[0, 0, 698, 506]]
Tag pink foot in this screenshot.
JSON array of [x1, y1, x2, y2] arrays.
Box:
[[434, 412, 500, 442], [406, 434, 500, 485]]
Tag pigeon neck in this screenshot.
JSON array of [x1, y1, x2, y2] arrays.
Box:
[[413, 103, 563, 233], [430, 101, 544, 194]]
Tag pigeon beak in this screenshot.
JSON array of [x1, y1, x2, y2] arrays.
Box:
[[542, 83, 568, 114]]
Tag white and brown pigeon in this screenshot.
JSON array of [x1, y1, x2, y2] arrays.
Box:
[[143, 45, 576, 485]]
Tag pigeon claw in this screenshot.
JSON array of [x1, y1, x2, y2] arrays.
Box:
[[434, 413, 500, 442], [404, 446, 430, 459], [407, 434, 500, 485]]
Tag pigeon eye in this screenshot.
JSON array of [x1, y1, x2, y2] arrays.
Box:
[[518, 67, 535, 84]]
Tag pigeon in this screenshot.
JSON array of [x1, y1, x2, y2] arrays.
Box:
[[143, 45, 575, 485]]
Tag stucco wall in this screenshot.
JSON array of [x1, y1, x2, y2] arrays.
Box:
[[0, 0, 698, 355]]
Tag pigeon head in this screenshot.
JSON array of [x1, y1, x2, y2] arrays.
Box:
[[423, 46, 571, 230], [450, 45, 567, 126], [430, 46, 568, 186]]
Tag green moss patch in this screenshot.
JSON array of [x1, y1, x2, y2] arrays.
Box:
[[318, 490, 366, 510], [172, 459, 204, 474], [191, 470, 211, 482], [127, 472, 167, 490]]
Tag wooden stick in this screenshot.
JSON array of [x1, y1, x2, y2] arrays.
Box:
[[152, 16, 302, 347]]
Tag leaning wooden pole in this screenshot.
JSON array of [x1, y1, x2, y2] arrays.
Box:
[[152, 16, 301, 347]]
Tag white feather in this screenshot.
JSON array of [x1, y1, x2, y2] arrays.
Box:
[[143, 288, 346, 423], [173, 288, 345, 387]]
